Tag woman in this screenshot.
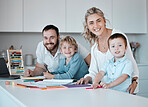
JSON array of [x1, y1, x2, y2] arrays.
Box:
[[76, 7, 139, 94]]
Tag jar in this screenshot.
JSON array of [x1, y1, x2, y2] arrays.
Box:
[[0, 49, 7, 61], [25, 54, 33, 66]]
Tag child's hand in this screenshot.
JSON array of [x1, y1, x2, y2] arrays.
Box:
[[100, 82, 110, 89], [92, 82, 100, 89], [43, 72, 54, 79]]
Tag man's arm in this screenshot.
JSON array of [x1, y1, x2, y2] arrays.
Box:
[[24, 62, 46, 77], [33, 62, 47, 75]]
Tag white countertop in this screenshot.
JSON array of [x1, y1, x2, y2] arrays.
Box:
[[1, 80, 148, 107]]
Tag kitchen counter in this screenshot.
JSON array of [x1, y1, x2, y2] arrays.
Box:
[[1, 80, 148, 107]]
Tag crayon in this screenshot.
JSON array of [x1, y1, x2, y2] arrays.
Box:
[[15, 84, 27, 88], [11, 81, 17, 86], [5, 81, 10, 85], [86, 86, 102, 89], [29, 87, 47, 90]]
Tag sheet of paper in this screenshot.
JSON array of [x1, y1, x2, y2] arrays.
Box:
[[33, 79, 74, 86], [43, 79, 73, 84], [21, 76, 45, 80]]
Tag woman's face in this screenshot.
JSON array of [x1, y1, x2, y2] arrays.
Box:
[[86, 13, 106, 36]]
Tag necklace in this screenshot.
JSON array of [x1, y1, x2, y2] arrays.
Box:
[[98, 29, 110, 50], [102, 44, 106, 49], [99, 39, 106, 50], [98, 34, 109, 50]]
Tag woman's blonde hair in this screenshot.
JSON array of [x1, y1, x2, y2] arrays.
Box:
[[83, 7, 106, 46], [60, 36, 78, 51]]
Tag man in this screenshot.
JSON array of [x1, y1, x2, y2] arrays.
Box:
[[24, 25, 91, 77]]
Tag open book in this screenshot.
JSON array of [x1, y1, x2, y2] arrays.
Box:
[[21, 76, 73, 85]]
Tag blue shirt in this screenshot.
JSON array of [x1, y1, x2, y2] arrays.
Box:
[[52, 52, 88, 80], [101, 56, 133, 92]]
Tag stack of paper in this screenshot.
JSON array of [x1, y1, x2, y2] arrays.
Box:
[[21, 76, 45, 81], [32, 79, 73, 86], [43, 79, 73, 85]]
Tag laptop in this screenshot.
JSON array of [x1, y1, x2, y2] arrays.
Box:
[[0, 58, 20, 79]]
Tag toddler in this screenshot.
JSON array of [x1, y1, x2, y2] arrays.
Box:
[[93, 33, 133, 92]]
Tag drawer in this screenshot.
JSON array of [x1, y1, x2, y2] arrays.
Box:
[[138, 80, 148, 93], [138, 65, 148, 80], [137, 93, 148, 98]]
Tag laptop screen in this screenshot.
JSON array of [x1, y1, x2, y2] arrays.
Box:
[[0, 58, 10, 76]]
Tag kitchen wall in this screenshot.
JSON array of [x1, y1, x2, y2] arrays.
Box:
[[0, 32, 146, 64], [0, 1, 148, 65], [0, 32, 91, 65]]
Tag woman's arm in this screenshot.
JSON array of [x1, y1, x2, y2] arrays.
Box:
[[84, 54, 91, 66], [76, 76, 92, 84], [125, 34, 139, 94], [84, 43, 100, 81], [126, 77, 138, 94]]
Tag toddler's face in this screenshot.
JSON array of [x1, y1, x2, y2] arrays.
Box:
[[109, 38, 127, 60], [60, 42, 76, 58]]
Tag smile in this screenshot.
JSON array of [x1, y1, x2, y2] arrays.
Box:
[[94, 28, 101, 31], [115, 51, 120, 54], [65, 52, 71, 54]]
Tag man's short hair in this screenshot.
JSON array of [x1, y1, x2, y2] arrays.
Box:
[[42, 25, 59, 36]]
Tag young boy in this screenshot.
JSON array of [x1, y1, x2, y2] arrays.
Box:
[[44, 36, 88, 80], [93, 33, 133, 92]]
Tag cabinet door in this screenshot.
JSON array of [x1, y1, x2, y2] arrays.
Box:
[[24, 0, 66, 32], [137, 65, 148, 98], [113, 0, 147, 33], [0, 0, 23, 32], [66, 0, 112, 33]]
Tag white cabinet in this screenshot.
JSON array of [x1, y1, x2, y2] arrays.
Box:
[[66, 0, 112, 33], [113, 0, 147, 33], [0, 0, 147, 33], [137, 64, 148, 98], [0, 0, 23, 32], [24, 0, 66, 32]]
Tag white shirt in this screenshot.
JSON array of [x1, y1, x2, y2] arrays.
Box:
[[84, 29, 139, 92], [36, 41, 90, 72]]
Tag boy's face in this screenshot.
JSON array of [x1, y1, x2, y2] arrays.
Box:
[[109, 38, 127, 60], [60, 42, 77, 59]]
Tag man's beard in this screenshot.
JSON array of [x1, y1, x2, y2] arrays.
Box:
[[44, 39, 59, 52]]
